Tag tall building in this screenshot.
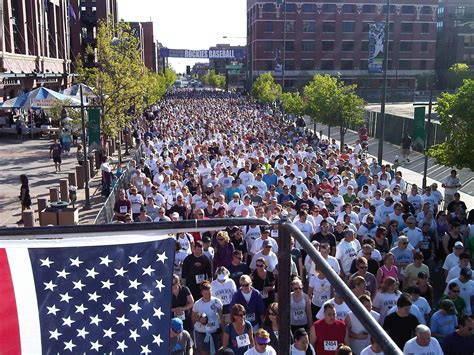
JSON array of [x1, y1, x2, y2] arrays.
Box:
[[436, 0, 474, 87], [0, 0, 72, 99], [70, 0, 118, 67], [209, 43, 246, 75], [247, 0, 438, 92], [128, 21, 158, 72]]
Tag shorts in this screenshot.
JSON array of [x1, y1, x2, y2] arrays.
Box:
[[53, 156, 62, 164], [194, 329, 221, 352]]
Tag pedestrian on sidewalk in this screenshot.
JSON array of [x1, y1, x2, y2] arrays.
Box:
[[401, 132, 412, 163], [76, 144, 85, 165], [49, 139, 62, 172], [17, 174, 32, 224]]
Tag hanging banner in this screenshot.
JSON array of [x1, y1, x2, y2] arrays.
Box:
[[274, 49, 282, 73], [412, 107, 426, 151], [87, 108, 101, 152], [159, 48, 246, 59], [368, 23, 385, 74]]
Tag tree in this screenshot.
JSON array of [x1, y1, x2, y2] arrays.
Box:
[[251, 72, 282, 103], [200, 70, 226, 89], [447, 63, 474, 89], [281, 91, 304, 116], [428, 79, 474, 171], [304, 74, 365, 147]]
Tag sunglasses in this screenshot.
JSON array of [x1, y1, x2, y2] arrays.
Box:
[[217, 238, 225, 241], [268, 312, 276, 316], [451, 289, 460, 293], [293, 287, 302, 290], [236, 313, 246, 317], [241, 283, 250, 287], [256, 264, 265, 268]]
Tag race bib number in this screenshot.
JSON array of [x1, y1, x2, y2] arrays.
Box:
[[271, 230, 278, 238], [221, 294, 231, 305], [320, 295, 328, 302], [252, 202, 259, 207], [236, 334, 250, 348], [119, 206, 128, 213], [175, 310, 185, 320], [324, 340, 338, 351], [247, 313, 255, 322], [293, 309, 305, 321], [195, 274, 206, 284]]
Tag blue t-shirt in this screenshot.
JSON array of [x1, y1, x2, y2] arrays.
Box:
[[431, 310, 458, 337]]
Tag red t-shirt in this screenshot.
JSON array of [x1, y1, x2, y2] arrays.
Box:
[[313, 319, 346, 355]]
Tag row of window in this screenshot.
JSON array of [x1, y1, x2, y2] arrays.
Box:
[[260, 40, 432, 53], [260, 3, 433, 16], [257, 59, 431, 71], [263, 21, 431, 34]]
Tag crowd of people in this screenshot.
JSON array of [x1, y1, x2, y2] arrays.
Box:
[[113, 89, 473, 355]]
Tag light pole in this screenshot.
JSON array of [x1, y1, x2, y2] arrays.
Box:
[[281, 0, 287, 89], [377, 0, 391, 165], [79, 85, 91, 210]]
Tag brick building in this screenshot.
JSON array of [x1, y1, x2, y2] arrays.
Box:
[[70, 0, 118, 67], [247, 0, 438, 91], [128, 21, 158, 72], [0, 0, 72, 100], [436, 0, 474, 87]]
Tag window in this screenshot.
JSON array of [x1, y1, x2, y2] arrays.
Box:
[[361, 41, 369, 51], [265, 60, 273, 71], [81, 27, 88, 39], [455, 6, 465, 17], [302, 4, 316, 13], [421, 42, 428, 52], [323, 22, 335, 33], [398, 79, 411, 88], [465, 35, 474, 47], [303, 21, 315, 33], [322, 4, 336, 13], [420, 6, 432, 15], [301, 60, 315, 70], [322, 41, 334, 51], [342, 22, 355, 33], [360, 60, 368, 70], [285, 21, 295, 33], [285, 41, 294, 52], [285, 60, 295, 70], [399, 60, 411, 70], [263, 41, 272, 52], [383, 5, 396, 14], [342, 41, 354, 51], [321, 60, 334, 70], [401, 23, 414, 33], [263, 3, 274, 12], [341, 60, 354, 70], [284, 3, 296, 13], [399, 42, 412, 52], [264, 21, 273, 32], [302, 41, 315, 52], [421, 23, 429, 34], [401, 6, 415, 15], [362, 5, 376, 14], [420, 60, 427, 70], [362, 22, 370, 33], [342, 4, 356, 14]]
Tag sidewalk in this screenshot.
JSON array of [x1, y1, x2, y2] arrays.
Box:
[[306, 120, 474, 208], [0, 137, 127, 227]]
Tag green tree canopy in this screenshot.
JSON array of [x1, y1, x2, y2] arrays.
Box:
[[201, 70, 226, 89], [304, 74, 365, 146], [251, 72, 282, 103], [281, 92, 304, 116], [428, 79, 474, 170], [447, 63, 474, 89]]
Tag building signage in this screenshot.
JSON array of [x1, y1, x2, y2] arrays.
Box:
[[368, 23, 385, 74], [160, 48, 246, 59], [88, 108, 101, 152], [412, 107, 426, 150]]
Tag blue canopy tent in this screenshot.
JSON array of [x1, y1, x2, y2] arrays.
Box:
[[1, 87, 81, 109]]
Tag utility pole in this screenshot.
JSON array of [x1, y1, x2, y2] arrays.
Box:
[[377, 0, 391, 165], [422, 84, 434, 189], [79, 85, 91, 210], [282, 0, 287, 90]]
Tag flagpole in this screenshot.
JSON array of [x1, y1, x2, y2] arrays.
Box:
[[80, 84, 91, 210]]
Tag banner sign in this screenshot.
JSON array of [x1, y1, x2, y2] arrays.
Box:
[[412, 107, 426, 151], [160, 48, 246, 59], [274, 49, 282, 73], [368, 23, 385, 74], [87, 108, 101, 152]]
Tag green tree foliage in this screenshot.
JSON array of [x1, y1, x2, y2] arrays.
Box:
[[251, 72, 282, 103], [281, 92, 304, 116], [201, 70, 226, 89], [77, 19, 173, 140], [428, 79, 474, 170], [304, 74, 365, 146], [447, 63, 474, 89]]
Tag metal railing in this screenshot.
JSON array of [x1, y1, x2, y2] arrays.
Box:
[[93, 144, 143, 224]]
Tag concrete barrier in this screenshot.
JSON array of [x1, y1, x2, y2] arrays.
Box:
[[76, 166, 84, 189], [59, 179, 69, 201], [68, 172, 77, 187], [49, 187, 59, 202], [22, 210, 35, 227], [38, 198, 48, 212]]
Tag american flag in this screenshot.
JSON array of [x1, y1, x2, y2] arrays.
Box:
[[0, 233, 175, 354]]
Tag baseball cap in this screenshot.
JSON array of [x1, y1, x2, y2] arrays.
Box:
[[454, 241, 464, 249], [171, 318, 183, 333], [440, 299, 456, 315], [297, 176, 303, 181], [460, 267, 472, 278], [262, 240, 272, 248], [324, 193, 331, 199], [202, 236, 211, 243]]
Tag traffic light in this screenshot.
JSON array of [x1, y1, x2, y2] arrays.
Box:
[[186, 65, 191, 75]]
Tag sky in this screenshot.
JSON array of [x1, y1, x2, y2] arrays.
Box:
[[118, 0, 247, 73]]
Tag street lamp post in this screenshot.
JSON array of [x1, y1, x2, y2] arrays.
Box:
[[377, 0, 391, 165], [422, 83, 434, 189], [79, 85, 91, 210]]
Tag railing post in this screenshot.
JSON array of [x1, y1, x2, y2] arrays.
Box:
[[277, 217, 291, 355]]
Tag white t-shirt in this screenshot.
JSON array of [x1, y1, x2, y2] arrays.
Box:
[[402, 227, 424, 249], [244, 226, 262, 252], [211, 279, 237, 307], [293, 220, 314, 249], [442, 253, 459, 272], [360, 345, 384, 355], [244, 346, 277, 355], [336, 239, 361, 275], [402, 337, 443, 355], [192, 297, 223, 333], [308, 275, 332, 307], [316, 299, 351, 321], [305, 255, 340, 277], [372, 291, 401, 324], [443, 278, 474, 316], [251, 237, 279, 255], [250, 251, 278, 272], [446, 266, 474, 283], [413, 296, 432, 318], [129, 194, 144, 214], [177, 234, 194, 254], [386, 303, 425, 325], [290, 344, 316, 355]]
